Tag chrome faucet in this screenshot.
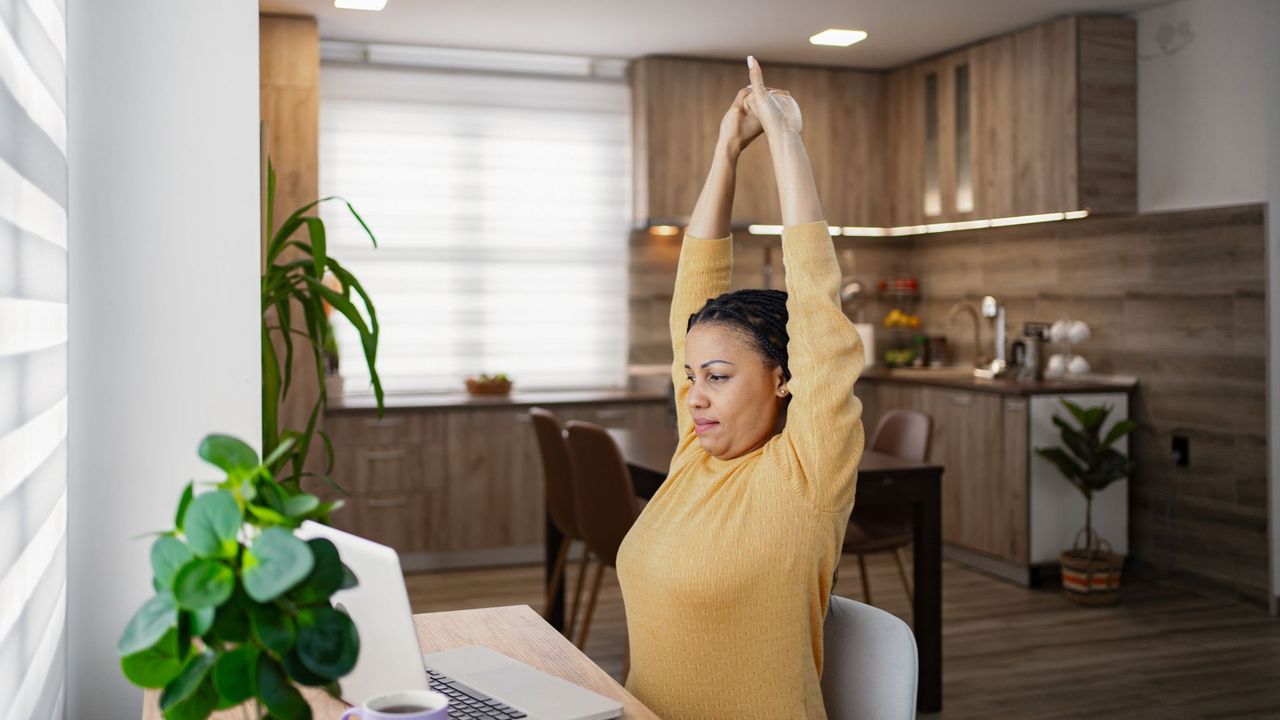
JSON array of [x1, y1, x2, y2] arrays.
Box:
[[979, 295, 1008, 378], [945, 301, 982, 367]]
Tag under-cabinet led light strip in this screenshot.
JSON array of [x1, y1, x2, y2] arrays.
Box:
[[734, 210, 1090, 237]]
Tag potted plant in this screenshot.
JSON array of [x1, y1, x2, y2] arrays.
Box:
[[1034, 398, 1135, 605], [119, 434, 359, 719]]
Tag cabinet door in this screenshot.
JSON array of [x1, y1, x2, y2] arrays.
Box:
[[1011, 17, 1078, 214], [996, 398, 1029, 564], [885, 65, 924, 227], [971, 35, 1017, 219], [444, 409, 543, 551]]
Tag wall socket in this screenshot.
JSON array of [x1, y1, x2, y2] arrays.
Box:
[[1171, 434, 1189, 467]]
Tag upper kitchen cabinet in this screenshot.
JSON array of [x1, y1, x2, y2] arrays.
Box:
[[888, 16, 1136, 225], [630, 56, 886, 228]]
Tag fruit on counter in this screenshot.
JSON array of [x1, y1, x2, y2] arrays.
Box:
[[470, 372, 510, 383], [882, 308, 921, 329], [883, 348, 917, 367]]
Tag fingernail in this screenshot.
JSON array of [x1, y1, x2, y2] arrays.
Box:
[[747, 55, 756, 69]]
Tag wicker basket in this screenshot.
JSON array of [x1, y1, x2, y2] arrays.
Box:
[[1059, 532, 1123, 606]]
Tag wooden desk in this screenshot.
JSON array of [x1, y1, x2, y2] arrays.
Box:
[[545, 427, 945, 714], [143, 605, 658, 719]]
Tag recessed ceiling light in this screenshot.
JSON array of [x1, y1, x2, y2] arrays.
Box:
[[335, 0, 387, 10], [809, 28, 868, 47]]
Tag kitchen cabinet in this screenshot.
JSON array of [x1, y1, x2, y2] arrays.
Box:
[[856, 378, 1128, 584], [889, 16, 1135, 223], [319, 398, 670, 569], [631, 56, 886, 228]]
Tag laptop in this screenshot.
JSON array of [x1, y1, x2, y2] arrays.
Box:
[[296, 521, 624, 720]]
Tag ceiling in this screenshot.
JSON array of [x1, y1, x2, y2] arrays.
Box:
[[260, 0, 1163, 70]]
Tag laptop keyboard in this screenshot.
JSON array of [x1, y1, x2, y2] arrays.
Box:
[[426, 667, 528, 719]]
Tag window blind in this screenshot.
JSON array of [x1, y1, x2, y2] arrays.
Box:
[[0, 0, 68, 718], [318, 64, 630, 395]]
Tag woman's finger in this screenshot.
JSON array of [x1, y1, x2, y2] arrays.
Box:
[[747, 55, 766, 98]]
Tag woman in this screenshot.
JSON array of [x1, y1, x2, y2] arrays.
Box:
[[615, 57, 866, 719]]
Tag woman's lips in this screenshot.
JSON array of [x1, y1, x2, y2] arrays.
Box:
[[694, 420, 719, 434]]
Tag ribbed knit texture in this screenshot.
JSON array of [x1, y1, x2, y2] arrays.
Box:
[[615, 221, 866, 719]]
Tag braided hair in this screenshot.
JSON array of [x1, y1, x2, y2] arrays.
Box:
[[687, 289, 791, 382]]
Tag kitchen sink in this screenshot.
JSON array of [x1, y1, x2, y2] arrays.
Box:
[[881, 366, 979, 380]]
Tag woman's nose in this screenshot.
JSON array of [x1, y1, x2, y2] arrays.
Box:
[[687, 383, 709, 408]]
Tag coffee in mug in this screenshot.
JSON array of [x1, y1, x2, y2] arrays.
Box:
[[340, 689, 449, 720]]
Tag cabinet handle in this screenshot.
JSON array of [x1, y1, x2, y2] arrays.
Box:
[[949, 394, 972, 406], [364, 449, 406, 462], [364, 417, 406, 428], [365, 496, 408, 508]]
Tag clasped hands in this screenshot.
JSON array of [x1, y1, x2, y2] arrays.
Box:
[[718, 56, 803, 157]]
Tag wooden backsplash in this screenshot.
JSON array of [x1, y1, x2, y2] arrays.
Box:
[[628, 204, 1268, 603]]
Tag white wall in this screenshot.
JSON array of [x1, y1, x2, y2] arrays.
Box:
[[66, 1, 260, 716]]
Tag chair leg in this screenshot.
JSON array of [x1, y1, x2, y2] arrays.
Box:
[[857, 554, 873, 606], [543, 536, 572, 618], [893, 546, 914, 602], [575, 561, 606, 650], [566, 549, 591, 640]]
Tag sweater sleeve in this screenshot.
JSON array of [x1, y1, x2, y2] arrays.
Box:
[[778, 221, 866, 512], [669, 232, 734, 444]]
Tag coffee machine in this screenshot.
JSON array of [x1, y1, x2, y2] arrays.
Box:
[[1010, 322, 1049, 382]]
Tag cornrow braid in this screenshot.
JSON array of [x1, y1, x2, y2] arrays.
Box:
[[687, 289, 791, 382]]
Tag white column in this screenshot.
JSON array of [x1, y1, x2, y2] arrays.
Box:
[[66, 1, 260, 716]]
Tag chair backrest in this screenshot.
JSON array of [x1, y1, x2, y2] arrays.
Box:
[[869, 409, 931, 463], [529, 407, 578, 540], [562, 420, 639, 568], [821, 595, 918, 720]]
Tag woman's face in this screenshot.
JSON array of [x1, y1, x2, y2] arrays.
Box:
[[684, 323, 788, 459]]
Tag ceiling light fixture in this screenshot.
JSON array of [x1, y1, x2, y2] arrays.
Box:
[[335, 0, 388, 11], [809, 29, 868, 47]]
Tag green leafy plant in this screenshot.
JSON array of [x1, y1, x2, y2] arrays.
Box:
[[1034, 398, 1136, 551], [262, 160, 384, 489], [120, 434, 359, 720]]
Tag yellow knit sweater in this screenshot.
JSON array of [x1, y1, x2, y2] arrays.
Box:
[[615, 221, 866, 720]]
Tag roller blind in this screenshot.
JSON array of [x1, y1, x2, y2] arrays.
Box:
[[0, 0, 69, 718], [318, 64, 630, 395]]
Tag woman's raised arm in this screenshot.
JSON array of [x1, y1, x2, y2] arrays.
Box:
[[669, 89, 762, 442], [745, 57, 865, 511]]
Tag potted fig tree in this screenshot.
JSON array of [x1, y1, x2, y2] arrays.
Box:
[[1035, 398, 1135, 605]]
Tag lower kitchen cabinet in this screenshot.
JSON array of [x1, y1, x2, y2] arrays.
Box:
[[856, 379, 1128, 584], [318, 398, 670, 568]]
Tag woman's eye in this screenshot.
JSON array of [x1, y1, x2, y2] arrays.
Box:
[[709, 375, 727, 382]]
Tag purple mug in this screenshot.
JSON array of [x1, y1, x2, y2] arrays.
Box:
[[340, 689, 450, 720]]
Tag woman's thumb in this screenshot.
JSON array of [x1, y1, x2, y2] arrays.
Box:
[[747, 55, 765, 96]]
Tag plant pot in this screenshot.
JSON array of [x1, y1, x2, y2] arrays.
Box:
[[465, 378, 512, 396], [1059, 548, 1123, 605]]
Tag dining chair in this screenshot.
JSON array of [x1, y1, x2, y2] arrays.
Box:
[[843, 409, 931, 607], [821, 594, 918, 720], [529, 407, 590, 639], [562, 420, 642, 651]]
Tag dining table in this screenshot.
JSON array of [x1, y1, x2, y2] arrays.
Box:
[[544, 425, 945, 713]]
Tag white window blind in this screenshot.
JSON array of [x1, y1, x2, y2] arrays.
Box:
[[0, 0, 68, 717], [319, 64, 631, 395]]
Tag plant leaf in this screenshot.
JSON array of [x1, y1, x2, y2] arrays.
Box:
[[284, 494, 320, 518], [174, 482, 195, 530], [212, 645, 258, 708], [1052, 415, 1092, 464], [151, 536, 194, 590], [1101, 419, 1136, 450], [159, 649, 217, 712], [210, 587, 250, 644], [182, 490, 243, 558], [263, 436, 298, 473], [173, 559, 235, 610], [198, 434, 260, 475], [249, 602, 297, 657], [188, 607, 216, 637], [289, 539, 344, 605], [121, 628, 184, 689], [282, 648, 331, 687], [295, 607, 360, 681], [119, 591, 178, 656], [257, 654, 313, 720], [243, 528, 315, 603], [1035, 446, 1086, 484]]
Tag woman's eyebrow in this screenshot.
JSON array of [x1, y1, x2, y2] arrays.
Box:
[[683, 360, 735, 369]]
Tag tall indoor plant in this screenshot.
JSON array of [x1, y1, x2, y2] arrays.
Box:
[[119, 434, 359, 719], [1035, 398, 1135, 605], [261, 161, 385, 489]]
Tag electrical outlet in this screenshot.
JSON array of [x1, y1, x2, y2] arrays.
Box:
[[1171, 434, 1189, 467]]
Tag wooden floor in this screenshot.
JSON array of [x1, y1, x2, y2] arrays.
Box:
[[405, 553, 1280, 719]]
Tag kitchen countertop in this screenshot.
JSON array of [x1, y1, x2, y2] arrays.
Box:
[[859, 366, 1137, 396], [327, 389, 669, 414]]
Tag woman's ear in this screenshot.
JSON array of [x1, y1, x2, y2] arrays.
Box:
[[773, 367, 789, 397]]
